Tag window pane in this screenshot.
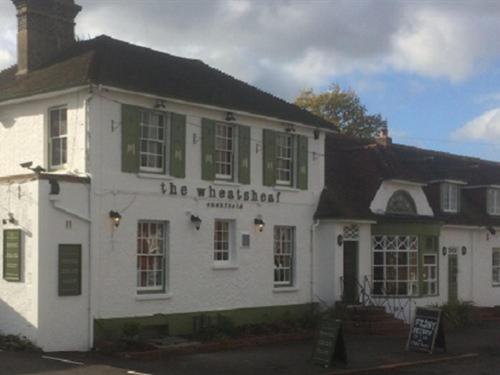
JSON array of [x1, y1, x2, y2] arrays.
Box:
[[274, 226, 295, 286]]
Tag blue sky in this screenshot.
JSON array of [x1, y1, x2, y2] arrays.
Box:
[[1, 0, 499, 161]]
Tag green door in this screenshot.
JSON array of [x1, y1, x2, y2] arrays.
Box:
[[343, 241, 359, 304], [448, 254, 458, 303]]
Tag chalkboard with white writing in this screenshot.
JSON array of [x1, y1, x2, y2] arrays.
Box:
[[407, 307, 446, 354], [312, 319, 347, 368]]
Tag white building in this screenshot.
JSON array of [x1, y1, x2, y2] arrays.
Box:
[[1, 0, 500, 353], [315, 135, 500, 321], [0, 0, 329, 351]]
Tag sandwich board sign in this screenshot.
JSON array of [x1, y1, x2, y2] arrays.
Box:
[[312, 319, 347, 368], [407, 307, 446, 354]]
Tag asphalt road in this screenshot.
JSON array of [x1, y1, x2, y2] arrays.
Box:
[[1, 321, 499, 375]]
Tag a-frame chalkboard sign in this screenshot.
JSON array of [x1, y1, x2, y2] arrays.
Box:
[[406, 307, 446, 354], [312, 319, 347, 368]]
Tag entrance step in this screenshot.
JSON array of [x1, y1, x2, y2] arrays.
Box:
[[339, 305, 410, 337], [472, 306, 500, 321]]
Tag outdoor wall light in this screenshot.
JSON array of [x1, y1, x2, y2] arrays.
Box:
[[254, 217, 265, 232], [154, 99, 166, 109], [462, 246, 467, 256], [314, 129, 320, 140], [190, 215, 202, 231], [442, 246, 447, 256], [225, 112, 236, 122], [2, 212, 18, 226], [109, 210, 122, 228], [337, 234, 344, 247], [487, 226, 496, 235], [285, 124, 296, 133]]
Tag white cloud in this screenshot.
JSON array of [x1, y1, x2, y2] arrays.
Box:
[[452, 109, 500, 142], [2, 1, 500, 98]]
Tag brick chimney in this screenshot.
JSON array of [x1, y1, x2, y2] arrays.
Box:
[[12, 0, 81, 75], [375, 125, 392, 147]]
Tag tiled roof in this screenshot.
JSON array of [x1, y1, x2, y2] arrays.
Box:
[[315, 134, 500, 227], [0, 35, 332, 130]]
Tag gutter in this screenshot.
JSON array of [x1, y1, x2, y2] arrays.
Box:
[[0, 85, 90, 107], [99, 85, 335, 134]]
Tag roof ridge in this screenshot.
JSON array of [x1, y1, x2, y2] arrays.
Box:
[[391, 142, 500, 166]]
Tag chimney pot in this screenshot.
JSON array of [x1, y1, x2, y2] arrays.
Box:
[[375, 126, 392, 147]]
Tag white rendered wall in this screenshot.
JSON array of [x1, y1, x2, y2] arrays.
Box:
[[0, 89, 88, 177], [0, 180, 39, 343], [314, 222, 371, 308], [370, 181, 434, 216], [87, 90, 325, 321], [37, 180, 90, 351]]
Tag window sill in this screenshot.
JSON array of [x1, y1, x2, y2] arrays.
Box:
[[137, 172, 173, 181], [212, 264, 239, 270], [273, 287, 299, 293], [213, 180, 241, 188], [492, 283, 500, 288], [136, 292, 172, 301], [273, 186, 301, 193]]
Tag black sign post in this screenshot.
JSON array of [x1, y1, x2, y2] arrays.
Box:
[[312, 319, 347, 368], [407, 307, 446, 354]]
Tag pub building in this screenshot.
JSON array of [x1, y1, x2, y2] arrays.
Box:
[[0, 0, 499, 352]]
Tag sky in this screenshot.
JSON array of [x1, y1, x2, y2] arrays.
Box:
[[1, 0, 500, 161]]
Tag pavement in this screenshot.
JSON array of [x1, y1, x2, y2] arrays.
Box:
[[1, 321, 499, 375]]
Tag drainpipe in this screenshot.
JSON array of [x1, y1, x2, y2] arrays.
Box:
[[310, 219, 320, 305], [84, 88, 95, 350]]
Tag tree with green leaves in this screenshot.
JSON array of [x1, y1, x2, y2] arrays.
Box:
[[295, 84, 387, 139]]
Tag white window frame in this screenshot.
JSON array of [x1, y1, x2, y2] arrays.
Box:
[[273, 226, 295, 287], [493, 248, 500, 286], [137, 221, 168, 293], [372, 235, 419, 296], [213, 219, 235, 264], [422, 253, 438, 296], [215, 122, 237, 181], [441, 183, 459, 213], [48, 106, 68, 170], [275, 133, 295, 186], [139, 110, 169, 174], [487, 189, 500, 216]]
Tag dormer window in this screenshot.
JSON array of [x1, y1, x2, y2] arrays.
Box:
[[441, 183, 459, 213], [488, 188, 500, 215], [386, 190, 417, 215]]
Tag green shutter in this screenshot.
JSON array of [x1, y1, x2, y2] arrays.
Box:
[[58, 244, 82, 296], [3, 229, 22, 282], [238, 125, 251, 184], [121, 105, 141, 173], [297, 135, 308, 190], [201, 118, 216, 181], [170, 113, 186, 178], [263, 129, 276, 186]]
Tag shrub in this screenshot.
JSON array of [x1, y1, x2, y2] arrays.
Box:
[[122, 321, 141, 339], [0, 334, 40, 351], [438, 301, 475, 329]]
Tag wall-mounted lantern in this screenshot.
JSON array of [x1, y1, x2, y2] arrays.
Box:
[[254, 217, 265, 232], [461, 246, 467, 256], [314, 129, 320, 140], [109, 210, 122, 228], [442, 246, 447, 256], [154, 99, 166, 109], [190, 215, 202, 231], [225, 112, 236, 122], [337, 234, 344, 247]]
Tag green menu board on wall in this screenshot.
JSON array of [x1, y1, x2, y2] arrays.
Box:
[[3, 229, 22, 282], [58, 244, 82, 296]]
